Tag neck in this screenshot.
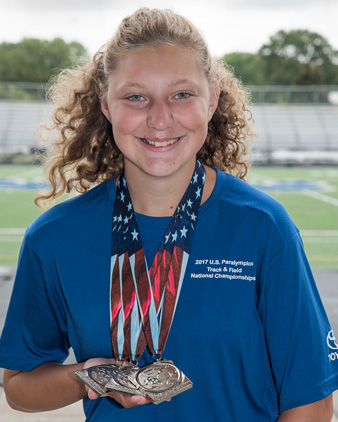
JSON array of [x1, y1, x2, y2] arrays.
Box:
[[123, 162, 216, 217]]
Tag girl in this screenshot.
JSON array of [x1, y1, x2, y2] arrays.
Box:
[[0, 7, 337, 421]]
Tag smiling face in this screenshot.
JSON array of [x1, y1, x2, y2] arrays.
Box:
[[101, 44, 219, 183]]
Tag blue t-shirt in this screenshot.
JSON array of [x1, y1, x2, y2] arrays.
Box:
[[1, 169, 338, 421]]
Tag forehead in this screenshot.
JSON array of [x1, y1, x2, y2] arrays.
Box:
[[110, 44, 207, 88]]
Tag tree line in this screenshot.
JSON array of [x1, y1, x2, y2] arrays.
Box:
[[223, 29, 338, 86], [0, 38, 87, 83], [0, 29, 337, 85]]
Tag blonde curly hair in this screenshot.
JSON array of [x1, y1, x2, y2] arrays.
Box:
[[35, 7, 254, 208]]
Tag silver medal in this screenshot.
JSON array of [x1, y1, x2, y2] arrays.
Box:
[[135, 359, 192, 404], [75, 361, 137, 397], [105, 364, 148, 397], [75, 359, 193, 404]]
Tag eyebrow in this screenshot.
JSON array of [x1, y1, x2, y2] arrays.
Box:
[[172, 79, 192, 86], [119, 82, 146, 90], [118, 79, 198, 90]]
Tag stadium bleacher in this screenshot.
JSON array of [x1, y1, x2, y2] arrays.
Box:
[[0, 101, 52, 154], [253, 104, 338, 151]]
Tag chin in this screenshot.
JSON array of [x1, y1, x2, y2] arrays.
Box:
[[145, 161, 195, 180]]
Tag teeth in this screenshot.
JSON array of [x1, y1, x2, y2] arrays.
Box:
[[142, 137, 180, 147]]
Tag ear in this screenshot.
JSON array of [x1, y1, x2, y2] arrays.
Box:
[[100, 85, 111, 123], [208, 79, 220, 121]]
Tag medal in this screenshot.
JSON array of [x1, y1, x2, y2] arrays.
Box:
[[75, 359, 193, 404], [76, 162, 204, 404]]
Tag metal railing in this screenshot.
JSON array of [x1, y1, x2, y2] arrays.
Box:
[[248, 85, 338, 104], [0, 82, 47, 101], [1, 82, 338, 104]]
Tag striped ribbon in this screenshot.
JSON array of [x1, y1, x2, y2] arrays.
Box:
[[110, 161, 205, 362]]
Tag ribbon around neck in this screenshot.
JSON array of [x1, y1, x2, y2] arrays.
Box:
[[110, 161, 205, 362]]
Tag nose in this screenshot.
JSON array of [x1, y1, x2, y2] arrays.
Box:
[[146, 100, 174, 131]]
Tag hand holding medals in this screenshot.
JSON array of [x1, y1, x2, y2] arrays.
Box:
[[75, 359, 193, 405]]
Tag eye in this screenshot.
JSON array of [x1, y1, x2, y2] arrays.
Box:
[[174, 92, 191, 100], [127, 94, 145, 101]]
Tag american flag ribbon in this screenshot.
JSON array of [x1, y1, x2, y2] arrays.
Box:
[[110, 161, 205, 362]]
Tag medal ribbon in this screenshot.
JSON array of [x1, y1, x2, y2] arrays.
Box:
[[110, 161, 205, 362]]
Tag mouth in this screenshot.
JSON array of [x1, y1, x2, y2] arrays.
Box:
[[139, 137, 181, 147]]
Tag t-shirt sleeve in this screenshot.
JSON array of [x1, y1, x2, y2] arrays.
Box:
[[258, 231, 338, 412], [0, 233, 70, 371]]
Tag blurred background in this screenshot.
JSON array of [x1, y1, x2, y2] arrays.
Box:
[[0, 0, 337, 420]]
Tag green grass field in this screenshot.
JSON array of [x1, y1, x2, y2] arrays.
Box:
[[0, 164, 338, 270], [249, 166, 338, 270]]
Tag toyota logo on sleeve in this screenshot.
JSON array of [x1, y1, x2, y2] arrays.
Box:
[[327, 330, 338, 362], [327, 330, 338, 350]]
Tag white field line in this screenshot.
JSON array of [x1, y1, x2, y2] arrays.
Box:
[[0, 229, 25, 235], [301, 190, 338, 207], [301, 230, 338, 237], [0, 229, 25, 244], [303, 238, 338, 244], [252, 172, 338, 208], [250, 173, 277, 184], [2, 167, 43, 179], [300, 230, 338, 244], [0, 229, 25, 243]]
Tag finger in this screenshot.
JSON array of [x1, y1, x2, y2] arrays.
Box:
[[88, 389, 99, 400], [84, 357, 117, 370], [108, 391, 151, 408], [128, 395, 150, 407]]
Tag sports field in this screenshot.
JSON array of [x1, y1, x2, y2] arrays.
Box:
[[0, 164, 337, 270]]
